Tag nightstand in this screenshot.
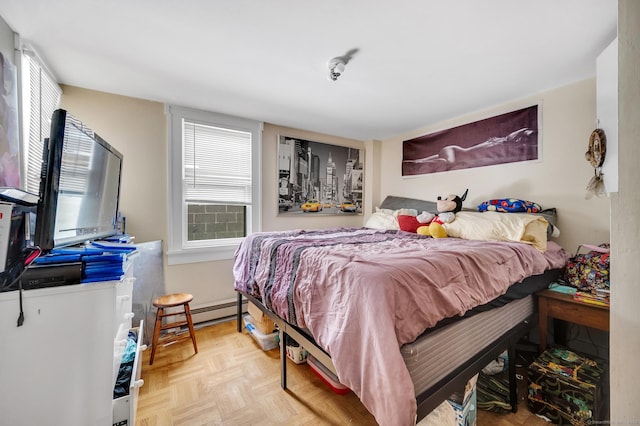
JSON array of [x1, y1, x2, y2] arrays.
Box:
[[537, 289, 610, 351]]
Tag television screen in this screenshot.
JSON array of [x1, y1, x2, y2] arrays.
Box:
[[35, 109, 123, 251]]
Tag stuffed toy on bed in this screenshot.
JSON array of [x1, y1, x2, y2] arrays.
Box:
[[416, 189, 469, 238]]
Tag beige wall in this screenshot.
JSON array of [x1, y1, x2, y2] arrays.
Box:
[[60, 86, 167, 245], [60, 79, 611, 314], [60, 86, 366, 314], [375, 79, 610, 253]]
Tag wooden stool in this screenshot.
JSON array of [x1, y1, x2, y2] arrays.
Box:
[[150, 293, 198, 365]]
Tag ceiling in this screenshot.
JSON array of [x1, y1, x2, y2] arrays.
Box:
[[0, 1, 617, 141]]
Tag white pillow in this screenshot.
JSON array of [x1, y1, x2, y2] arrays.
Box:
[[365, 211, 399, 230], [443, 211, 549, 251]]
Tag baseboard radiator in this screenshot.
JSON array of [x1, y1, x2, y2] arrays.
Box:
[[190, 298, 248, 325]]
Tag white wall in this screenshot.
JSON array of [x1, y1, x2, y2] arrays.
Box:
[[610, 0, 640, 421], [375, 79, 610, 253]]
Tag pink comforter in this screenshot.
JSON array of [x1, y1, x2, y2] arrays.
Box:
[[233, 228, 568, 425]]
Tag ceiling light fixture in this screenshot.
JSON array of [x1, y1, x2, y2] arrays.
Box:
[[327, 49, 359, 82], [328, 57, 347, 81]]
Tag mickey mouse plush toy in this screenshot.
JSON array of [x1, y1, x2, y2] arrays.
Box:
[[416, 189, 468, 238]]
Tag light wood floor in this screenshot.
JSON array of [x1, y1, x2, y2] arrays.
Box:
[[135, 319, 549, 425]]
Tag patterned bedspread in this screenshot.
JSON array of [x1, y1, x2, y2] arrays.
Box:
[[233, 227, 569, 425]]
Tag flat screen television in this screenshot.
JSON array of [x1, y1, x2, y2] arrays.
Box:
[[34, 109, 123, 251]]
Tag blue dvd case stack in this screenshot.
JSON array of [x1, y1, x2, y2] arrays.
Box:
[[33, 238, 137, 284]]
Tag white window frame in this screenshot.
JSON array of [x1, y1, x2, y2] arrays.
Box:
[[166, 105, 262, 265]]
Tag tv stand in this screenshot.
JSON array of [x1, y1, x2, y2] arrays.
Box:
[[0, 253, 144, 425]]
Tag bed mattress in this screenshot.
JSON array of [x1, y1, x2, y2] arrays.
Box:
[[234, 226, 568, 426], [402, 294, 534, 395]]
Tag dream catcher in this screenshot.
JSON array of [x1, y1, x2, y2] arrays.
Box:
[[585, 128, 607, 199]]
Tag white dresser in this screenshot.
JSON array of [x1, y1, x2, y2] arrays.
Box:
[[112, 261, 146, 426], [0, 258, 144, 426]]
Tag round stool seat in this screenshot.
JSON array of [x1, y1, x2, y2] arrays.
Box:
[[153, 293, 193, 308]]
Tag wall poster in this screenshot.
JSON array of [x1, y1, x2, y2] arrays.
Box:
[[277, 135, 364, 215], [402, 105, 539, 176]]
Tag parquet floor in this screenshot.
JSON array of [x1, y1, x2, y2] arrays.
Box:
[[136, 319, 549, 425]]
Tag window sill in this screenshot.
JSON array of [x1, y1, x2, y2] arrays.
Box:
[[167, 244, 238, 265]]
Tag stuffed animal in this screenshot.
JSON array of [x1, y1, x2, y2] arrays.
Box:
[[417, 220, 448, 238], [437, 188, 469, 215], [416, 189, 469, 238]]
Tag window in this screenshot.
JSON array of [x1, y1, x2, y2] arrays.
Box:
[[167, 105, 262, 265], [20, 47, 62, 194]]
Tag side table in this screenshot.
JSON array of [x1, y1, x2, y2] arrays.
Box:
[[537, 289, 610, 351]]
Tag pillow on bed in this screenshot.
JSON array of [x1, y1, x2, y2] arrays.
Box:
[[397, 214, 422, 233], [477, 198, 542, 213], [477, 204, 559, 239], [364, 209, 399, 230], [443, 211, 549, 251], [515, 208, 560, 238], [536, 208, 557, 226]]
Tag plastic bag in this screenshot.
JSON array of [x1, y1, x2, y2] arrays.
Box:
[[563, 243, 610, 293]]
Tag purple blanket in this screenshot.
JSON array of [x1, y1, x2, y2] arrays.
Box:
[[234, 228, 569, 425]]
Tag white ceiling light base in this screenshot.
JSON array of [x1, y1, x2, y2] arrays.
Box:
[[328, 57, 346, 81]]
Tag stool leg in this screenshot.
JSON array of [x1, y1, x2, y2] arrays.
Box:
[[150, 307, 164, 365], [184, 302, 198, 354]]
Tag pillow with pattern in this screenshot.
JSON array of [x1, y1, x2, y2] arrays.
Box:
[[477, 198, 541, 213]]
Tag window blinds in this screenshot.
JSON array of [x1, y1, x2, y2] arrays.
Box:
[[182, 120, 252, 205], [23, 52, 62, 194]]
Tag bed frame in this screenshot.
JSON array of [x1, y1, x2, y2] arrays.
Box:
[[236, 290, 529, 422], [233, 195, 553, 421]]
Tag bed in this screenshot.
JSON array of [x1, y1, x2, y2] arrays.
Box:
[[233, 196, 569, 425]]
